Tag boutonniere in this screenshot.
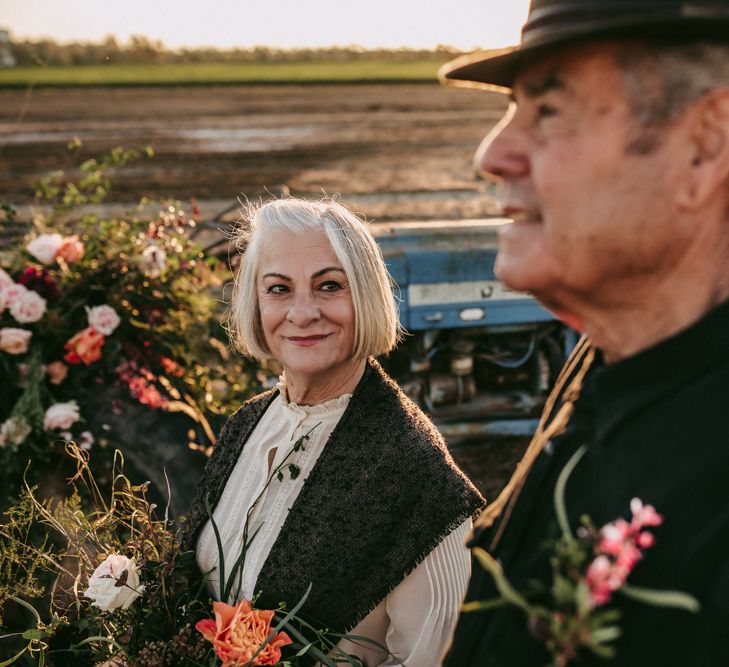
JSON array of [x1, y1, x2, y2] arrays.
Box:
[[464, 445, 700, 666]]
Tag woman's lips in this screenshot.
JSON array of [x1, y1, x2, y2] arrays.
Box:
[[286, 334, 331, 346]]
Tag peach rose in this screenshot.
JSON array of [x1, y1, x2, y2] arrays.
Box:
[[9, 289, 46, 323], [46, 360, 69, 385], [64, 327, 105, 365], [56, 234, 85, 263], [86, 304, 121, 336], [27, 233, 63, 264], [195, 599, 292, 666], [0, 327, 32, 355]]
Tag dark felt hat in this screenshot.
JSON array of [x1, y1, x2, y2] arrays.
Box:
[[440, 0, 729, 91]]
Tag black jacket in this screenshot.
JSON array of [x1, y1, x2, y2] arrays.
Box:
[[446, 300, 729, 666]]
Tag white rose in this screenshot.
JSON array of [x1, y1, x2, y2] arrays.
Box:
[[1, 283, 28, 309], [86, 305, 121, 336], [0, 268, 13, 290], [84, 554, 144, 611], [43, 401, 81, 431], [0, 417, 31, 447], [140, 244, 167, 278], [0, 327, 32, 355], [9, 290, 46, 323], [27, 234, 63, 265]]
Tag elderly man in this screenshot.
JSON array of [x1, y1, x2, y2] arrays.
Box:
[[439, 1, 729, 665]]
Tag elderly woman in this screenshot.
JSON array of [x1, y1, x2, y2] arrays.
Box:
[[183, 199, 484, 666]]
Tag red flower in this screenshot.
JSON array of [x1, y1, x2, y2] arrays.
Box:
[[64, 327, 105, 365]]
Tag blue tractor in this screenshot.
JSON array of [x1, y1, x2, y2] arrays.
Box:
[[372, 219, 577, 443]]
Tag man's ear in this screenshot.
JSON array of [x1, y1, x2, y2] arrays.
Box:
[[677, 89, 729, 210]]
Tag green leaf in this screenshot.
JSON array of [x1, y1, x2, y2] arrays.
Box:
[[553, 445, 588, 542], [0, 645, 28, 667], [621, 585, 701, 613], [295, 643, 313, 656], [590, 625, 622, 643], [461, 598, 509, 613], [288, 464, 300, 480]]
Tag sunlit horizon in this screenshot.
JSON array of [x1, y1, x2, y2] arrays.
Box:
[[1, 0, 530, 51]]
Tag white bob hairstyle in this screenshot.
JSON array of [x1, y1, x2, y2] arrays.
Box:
[[227, 198, 401, 362]]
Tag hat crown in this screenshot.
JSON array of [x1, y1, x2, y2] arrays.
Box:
[[523, 0, 729, 46], [440, 0, 729, 89]]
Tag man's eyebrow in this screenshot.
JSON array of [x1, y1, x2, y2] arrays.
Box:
[[520, 71, 565, 99]]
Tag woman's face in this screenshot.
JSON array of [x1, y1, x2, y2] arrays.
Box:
[[257, 229, 357, 387]]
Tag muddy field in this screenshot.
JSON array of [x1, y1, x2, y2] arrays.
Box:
[[0, 83, 508, 221], [0, 83, 525, 500]]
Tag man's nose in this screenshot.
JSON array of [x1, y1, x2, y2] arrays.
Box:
[[473, 105, 528, 181], [286, 292, 321, 326]]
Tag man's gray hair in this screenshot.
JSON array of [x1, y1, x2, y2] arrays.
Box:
[[618, 40, 729, 127], [227, 198, 402, 362]]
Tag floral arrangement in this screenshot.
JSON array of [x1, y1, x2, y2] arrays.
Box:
[[464, 445, 700, 666], [0, 145, 260, 508], [0, 436, 384, 665]]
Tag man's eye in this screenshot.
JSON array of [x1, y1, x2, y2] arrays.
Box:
[[536, 103, 558, 120], [319, 280, 342, 292]]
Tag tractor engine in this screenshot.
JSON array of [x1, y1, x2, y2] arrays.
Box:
[[372, 219, 577, 443]]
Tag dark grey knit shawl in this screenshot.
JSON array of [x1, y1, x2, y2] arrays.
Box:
[[183, 359, 484, 633]]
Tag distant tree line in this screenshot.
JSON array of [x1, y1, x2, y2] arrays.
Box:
[[9, 34, 463, 67]]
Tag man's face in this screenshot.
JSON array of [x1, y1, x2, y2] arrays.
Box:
[[476, 42, 694, 314]]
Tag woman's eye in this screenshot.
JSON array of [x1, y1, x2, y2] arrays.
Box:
[[266, 284, 288, 294], [318, 280, 342, 292]]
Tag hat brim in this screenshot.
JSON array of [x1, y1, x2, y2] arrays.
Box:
[[439, 15, 729, 92]]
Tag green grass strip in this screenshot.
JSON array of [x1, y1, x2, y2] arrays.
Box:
[[0, 59, 450, 87]]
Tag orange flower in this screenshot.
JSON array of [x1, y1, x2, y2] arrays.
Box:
[[56, 234, 85, 263], [64, 326, 105, 365], [195, 599, 292, 666]]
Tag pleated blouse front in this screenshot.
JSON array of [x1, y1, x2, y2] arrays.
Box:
[[195, 383, 471, 667]]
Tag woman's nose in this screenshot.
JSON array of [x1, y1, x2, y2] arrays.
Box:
[[286, 292, 321, 326], [474, 104, 529, 182]]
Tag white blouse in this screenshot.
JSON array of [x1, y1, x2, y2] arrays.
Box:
[[196, 383, 471, 667]]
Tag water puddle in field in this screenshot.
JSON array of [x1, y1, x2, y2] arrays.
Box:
[[1, 125, 321, 153], [173, 126, 320, 152]]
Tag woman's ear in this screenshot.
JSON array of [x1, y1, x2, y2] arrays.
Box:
[[677, 89, 729, 210]]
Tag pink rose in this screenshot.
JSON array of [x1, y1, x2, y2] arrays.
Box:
[[26, 233, 63, 265], [46, 360, 68, 385], [64, 327, 105, 365], [0, 268, 13, 290], [196, 599, 292, 666], [43, 401, 81, 431], [56, 234, 85, 263], [86, 305, 121, 336], [78, 430, 95, 450], [9, 289, 46, 323], [0, 327, 32, 355], [1, 283, 28, 309]]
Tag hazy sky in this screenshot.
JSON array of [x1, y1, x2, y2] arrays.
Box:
[[1, 0, 530, 50]]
